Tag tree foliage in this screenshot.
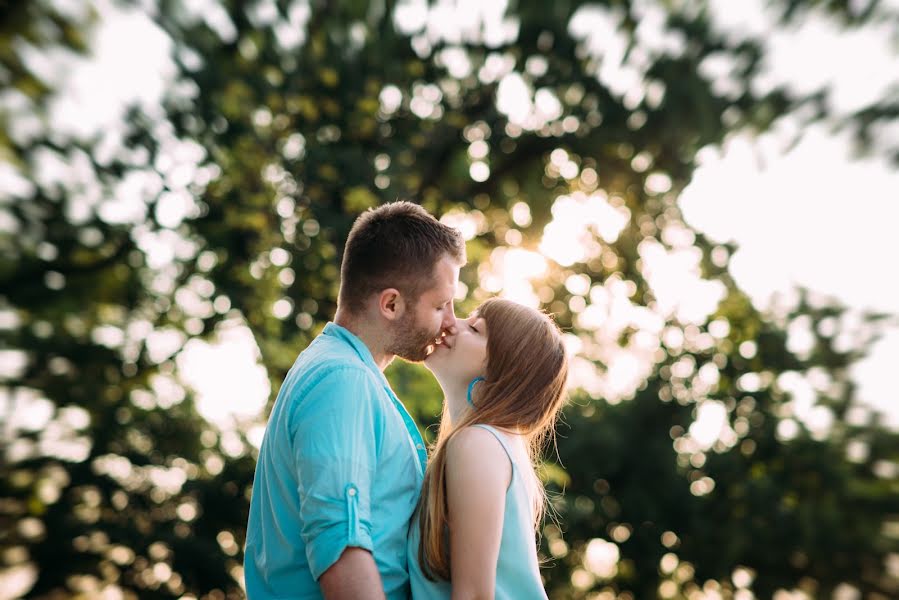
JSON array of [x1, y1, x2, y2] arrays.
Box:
[[1, 0, 897, 598]]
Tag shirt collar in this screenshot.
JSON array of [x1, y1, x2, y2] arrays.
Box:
[[322, 322, 389, 385]]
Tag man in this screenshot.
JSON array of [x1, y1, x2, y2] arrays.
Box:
[[244, 201, 466, 599]]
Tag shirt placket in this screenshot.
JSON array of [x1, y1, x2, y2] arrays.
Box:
[[384, 386, 428, 478], [330, 323, 428, 477]]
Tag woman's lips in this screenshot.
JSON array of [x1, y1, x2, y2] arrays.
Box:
[[425, 334, 454, 357]]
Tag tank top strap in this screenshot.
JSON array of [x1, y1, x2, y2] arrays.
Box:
[[470, 424, 516, 467]]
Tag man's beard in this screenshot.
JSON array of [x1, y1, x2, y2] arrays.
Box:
[[386, 309, 440, 363]]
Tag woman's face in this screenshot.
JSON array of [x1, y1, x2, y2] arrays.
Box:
[[424, 310, 488, 385]]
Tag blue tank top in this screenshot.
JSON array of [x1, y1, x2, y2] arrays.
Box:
[[407, 424, 548, 599]]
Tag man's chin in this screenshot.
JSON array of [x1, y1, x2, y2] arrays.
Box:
[[393, 347, 431, 364], [391, 331, 445, 363]]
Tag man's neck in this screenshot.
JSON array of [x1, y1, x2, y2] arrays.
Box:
[[333, 309, 394, 371]]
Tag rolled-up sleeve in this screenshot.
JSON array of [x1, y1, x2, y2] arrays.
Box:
[[291, 367, 381, 580]]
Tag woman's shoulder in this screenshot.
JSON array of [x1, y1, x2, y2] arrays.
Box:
[[446, 425, 515, 488], [448, 425, 512, 463], [447, 424, 505, 454]]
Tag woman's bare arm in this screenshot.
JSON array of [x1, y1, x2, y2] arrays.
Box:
[[445, 427, 512, 600]]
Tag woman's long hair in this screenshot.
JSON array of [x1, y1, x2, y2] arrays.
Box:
[[417, 297, 569, 581]]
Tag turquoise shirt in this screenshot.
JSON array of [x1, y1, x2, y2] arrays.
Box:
[[407, 424, 548, 600], [245, 322, 428, 599]]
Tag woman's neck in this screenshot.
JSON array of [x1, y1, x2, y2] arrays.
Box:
[[436, 376, 532, 440], [439, 381, 471, 430]]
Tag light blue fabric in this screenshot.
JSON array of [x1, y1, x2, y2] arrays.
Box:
[[245, 322, 427, 600], [407, 424, 549, 600]]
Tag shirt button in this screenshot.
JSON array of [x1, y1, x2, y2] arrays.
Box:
[[347, 488, 357, 497], [416, 444, 424, 450]]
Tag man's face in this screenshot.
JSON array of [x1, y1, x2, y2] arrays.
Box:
[[387, 254, 460, 363]]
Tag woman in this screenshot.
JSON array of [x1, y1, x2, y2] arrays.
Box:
[[408, 297, 569, 599]]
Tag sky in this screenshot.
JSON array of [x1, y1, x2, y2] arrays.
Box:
[[6, 0, 897, 434]]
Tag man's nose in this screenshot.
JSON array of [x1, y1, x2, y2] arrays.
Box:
[[442, 308, 457, 333]]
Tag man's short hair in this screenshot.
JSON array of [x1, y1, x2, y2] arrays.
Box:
[[338, 201, 466, 314]]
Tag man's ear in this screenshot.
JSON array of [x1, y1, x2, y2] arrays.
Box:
[[377, 288, 406, 321]]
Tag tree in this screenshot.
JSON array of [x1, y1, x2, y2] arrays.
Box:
[[2, 0, 896, 598]]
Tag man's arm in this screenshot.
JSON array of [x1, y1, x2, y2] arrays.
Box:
[[319, 547, 386, 600], [292, 369, 381, 594]]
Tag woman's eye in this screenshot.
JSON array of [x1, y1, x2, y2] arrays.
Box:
[[469, 325, 478, 333]]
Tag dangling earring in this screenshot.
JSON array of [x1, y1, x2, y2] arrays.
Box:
[[466, 376, 485, 406]]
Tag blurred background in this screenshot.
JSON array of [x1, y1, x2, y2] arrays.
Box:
[[2, 0, 898, 598]]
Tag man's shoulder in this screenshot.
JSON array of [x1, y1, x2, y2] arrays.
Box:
[[288, 359, 379, 400], [284, 339, 385, 404], [276, 361, 384, 435], [291, 335, 374, 383]]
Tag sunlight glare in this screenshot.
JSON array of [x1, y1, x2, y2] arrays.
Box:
[[176, 318, 270, 427]]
